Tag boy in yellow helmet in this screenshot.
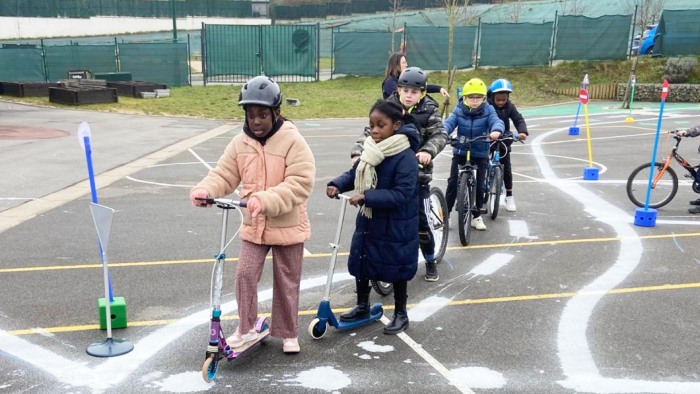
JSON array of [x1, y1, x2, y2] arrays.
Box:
[[443, 78, 504, 230]]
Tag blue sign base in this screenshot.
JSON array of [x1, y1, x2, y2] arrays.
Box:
[[634, 207, 657, 227], [583, 167, 599, 181]]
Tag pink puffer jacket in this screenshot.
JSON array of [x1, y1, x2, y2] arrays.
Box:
[[193, 121, 315, 245]]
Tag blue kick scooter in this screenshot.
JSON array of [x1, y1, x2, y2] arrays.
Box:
[[307, 194, 383, 339]]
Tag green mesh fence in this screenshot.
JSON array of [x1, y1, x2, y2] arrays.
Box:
[[656, 9, 700, 56], [333, 31, 394, 76], [479, 22, 552, 67], [262, 25, 317, 78], [44, 45, 116, 81], [0, 47, 45, 81], [553, 15, 632, 61], [204, 24, 261, 81], [204, 24, 318, 82], [119, 42, 189, 86], [405, 26, 476, 70]]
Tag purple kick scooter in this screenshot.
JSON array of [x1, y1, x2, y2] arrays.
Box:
[[197, 198, 270, 382]]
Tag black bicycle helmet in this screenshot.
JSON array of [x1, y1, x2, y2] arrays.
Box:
[[397, 67, 427, 91], [238, 76, 282, 108]]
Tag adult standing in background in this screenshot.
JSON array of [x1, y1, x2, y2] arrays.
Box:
[[382, 52, 450, 100]]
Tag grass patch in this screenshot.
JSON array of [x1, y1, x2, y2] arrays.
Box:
[[2, 57, 696, 121]]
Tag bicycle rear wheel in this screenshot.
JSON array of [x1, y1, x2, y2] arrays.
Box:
[[489, 166, 503, 220], [626, 162, 678, 208], [428, 186, 449, 262], [457, 172, 473, 246]]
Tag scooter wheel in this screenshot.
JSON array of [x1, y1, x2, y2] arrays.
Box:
[[307, 318, 327, 339], [202, 355, 218, 382]]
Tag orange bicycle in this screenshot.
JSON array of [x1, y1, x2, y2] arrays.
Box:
[[626, 130, 700, 208]]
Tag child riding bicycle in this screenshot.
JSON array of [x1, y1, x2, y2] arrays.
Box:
[[487, 79, 529, 212], [676, 124, 700, 213], [444, 78, 504, 230]]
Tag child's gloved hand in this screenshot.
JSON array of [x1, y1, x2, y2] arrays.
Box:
[[190, 188, 211, 207], [326, 186, 340, 199], [517, 133, 527, 141], [247, 196, 262, 218]]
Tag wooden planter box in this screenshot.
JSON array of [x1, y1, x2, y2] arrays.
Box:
[[106, 81, 168, 98], [49, 87, 118, 105], [0, 81, 60, 97]]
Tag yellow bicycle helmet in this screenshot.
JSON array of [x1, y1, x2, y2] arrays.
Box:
[[462, 78, 487, 97]]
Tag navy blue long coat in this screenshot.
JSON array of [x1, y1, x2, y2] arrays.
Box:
[[329, 122, 420, 282]]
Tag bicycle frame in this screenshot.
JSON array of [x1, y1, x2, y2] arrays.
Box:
[[653, 135, 697, 188]]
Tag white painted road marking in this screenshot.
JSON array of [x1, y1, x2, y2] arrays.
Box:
[[0, 273, 353, 393], [532, 120, 700, 393]]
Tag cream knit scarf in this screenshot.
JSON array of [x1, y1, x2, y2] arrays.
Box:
[[354, 133, 410, 218]]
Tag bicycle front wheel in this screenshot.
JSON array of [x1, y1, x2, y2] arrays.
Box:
[[457, 172, 473, 246], [626, 162, 678, 208], [489, 166, 503, 220], [371, 280, 393, 296], [428, 186, 449, 262]]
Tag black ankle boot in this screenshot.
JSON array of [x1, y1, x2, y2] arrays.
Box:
[[383, 311, 409, 335], [339, 303, 370, 322], [340, 280, 370, 322]]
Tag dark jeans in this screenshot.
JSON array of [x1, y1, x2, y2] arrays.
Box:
[[490, 142, 512, 191], [445, 155, 488, 217], [417, 182, 434, 259]]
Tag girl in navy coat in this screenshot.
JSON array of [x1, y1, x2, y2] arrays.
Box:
[[327, 99, 420, 335], [443, 78, 504, 231]]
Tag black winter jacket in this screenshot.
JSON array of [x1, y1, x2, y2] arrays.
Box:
[[351, 93, 447, 184]]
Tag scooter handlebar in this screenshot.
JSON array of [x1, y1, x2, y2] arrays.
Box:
[[195, 197, 247, 208]]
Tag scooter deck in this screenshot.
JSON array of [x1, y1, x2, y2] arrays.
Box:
[[227, 329, 270, 357]]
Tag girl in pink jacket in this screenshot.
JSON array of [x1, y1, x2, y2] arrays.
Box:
[[190, 76, 316, 353]]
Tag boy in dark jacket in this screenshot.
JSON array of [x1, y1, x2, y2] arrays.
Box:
[[351, 67, 447, 282], [328, 99, 420, 335], [487, 79, 529, 212], [444, 78, 504, 231]]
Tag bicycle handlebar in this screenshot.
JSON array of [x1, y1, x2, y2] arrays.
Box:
[[195, 197, 247, 208]]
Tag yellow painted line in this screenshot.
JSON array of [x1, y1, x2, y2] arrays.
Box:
[[7, 281, 699, 336], [2, 232, 699, 273]]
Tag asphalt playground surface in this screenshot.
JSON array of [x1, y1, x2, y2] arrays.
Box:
[[0, 99, 699, 394]]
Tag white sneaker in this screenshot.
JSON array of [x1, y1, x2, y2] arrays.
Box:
[[505, 196, 516, 212], [470, 216, 487, 230]]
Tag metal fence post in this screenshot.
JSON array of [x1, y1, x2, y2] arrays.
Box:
[[201, 22, 207, 86], [187, 33, 192, 86], [331, 27, 335, 80], [114, 37, 120, 72], [316, 23, 320, 82], [40, 39, 48, 82], [549, 11, 558, 67], [475, 18, 481, 69]]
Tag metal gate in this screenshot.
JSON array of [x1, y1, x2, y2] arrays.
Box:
[[202, 23, 319, 84]]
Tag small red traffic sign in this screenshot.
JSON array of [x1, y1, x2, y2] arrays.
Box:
[[579, 89, 589, 104], [660, 79, 669, 100]]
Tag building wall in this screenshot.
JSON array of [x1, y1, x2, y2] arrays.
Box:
[[0, 16, 271, 40]]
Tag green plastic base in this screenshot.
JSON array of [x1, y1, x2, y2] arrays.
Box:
[[98, 297, 128, 330]]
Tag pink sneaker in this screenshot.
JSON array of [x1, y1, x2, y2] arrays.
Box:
[[229, 328, 258, 348], [283, 337, 300, 354]]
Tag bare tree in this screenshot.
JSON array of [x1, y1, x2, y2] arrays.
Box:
[[390, 0, 405, 53], [623, 0, 666, 30], [559, 0, 586, 15], [440, 0, 471, 115], [506, 0, 524, 23]]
